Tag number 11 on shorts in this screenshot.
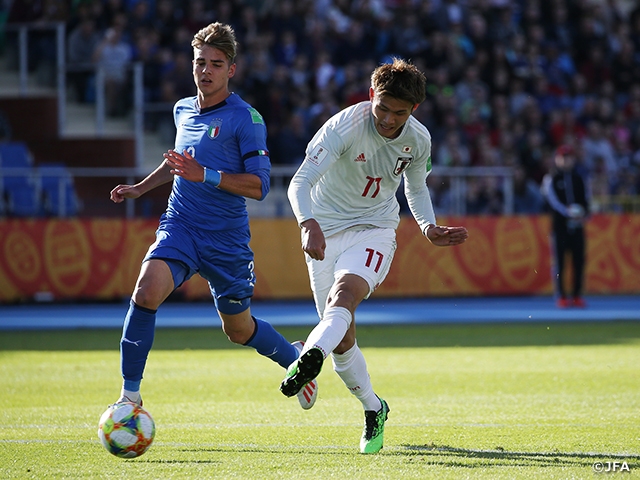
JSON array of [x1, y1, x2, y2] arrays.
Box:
[[365, 248, 384, 273]]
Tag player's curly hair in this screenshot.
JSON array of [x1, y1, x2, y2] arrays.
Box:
[[371, 58, 426, 105], [192, 22, 238, 63]]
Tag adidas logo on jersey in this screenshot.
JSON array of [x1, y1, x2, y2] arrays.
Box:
[[354, 153, 366, 162]]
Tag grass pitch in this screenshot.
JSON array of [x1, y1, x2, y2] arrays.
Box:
[[1, 321, 639, 479]]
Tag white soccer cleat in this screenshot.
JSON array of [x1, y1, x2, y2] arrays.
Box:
[[291, 341, 319, 410]]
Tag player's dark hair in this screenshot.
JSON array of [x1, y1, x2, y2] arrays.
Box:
[[371, 58, 426, 105], [192, 22, 238, 63]]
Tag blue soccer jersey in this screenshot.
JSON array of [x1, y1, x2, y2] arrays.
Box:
[[165, 93, 271, 231]]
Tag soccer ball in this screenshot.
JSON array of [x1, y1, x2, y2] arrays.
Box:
[[98, 402, 155, 458]]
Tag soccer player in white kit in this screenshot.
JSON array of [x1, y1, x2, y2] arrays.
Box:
[[280, 58, 469, 453]]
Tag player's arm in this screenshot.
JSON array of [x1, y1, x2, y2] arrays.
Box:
[[288, 168, 327, 261], [403, 157, 436, 235], [541, 174, 570, 216], [404, 158, 468, 247], [288, 144, 336, 261], [299, 218, 326, 261], [110, 159, 173, 203], [164, 149, 267, 200]]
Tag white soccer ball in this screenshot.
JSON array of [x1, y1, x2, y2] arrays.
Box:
[[98, 402, 155, 458]]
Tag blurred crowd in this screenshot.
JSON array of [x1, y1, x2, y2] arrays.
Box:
[[5, 0, 640, 215]]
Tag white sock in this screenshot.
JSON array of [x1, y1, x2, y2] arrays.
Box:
[[120, 388, 141, 403], [331, 342, 381, 412], [303, 306, 352, 358]]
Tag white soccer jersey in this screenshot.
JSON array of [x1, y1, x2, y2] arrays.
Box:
[[288, 101, 436, 238]]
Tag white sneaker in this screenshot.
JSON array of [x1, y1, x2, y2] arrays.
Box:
[[292, 341, 319, 410]]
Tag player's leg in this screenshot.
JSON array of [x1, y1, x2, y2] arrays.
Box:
[[329, 228, 395, 453], [279, 231, 356, 397], [551, 228, 568, 305], [302, 273, 368, 357], [282, 228, 395, 406], [280, 273, 368, 398], [217, 299, 320, 408], [119, 222, 198, 405], [317, 227, 396, 360], [331, 333, 389, 453], [119, 259, 176, 404], [201, 225, 300, 368], [201, 226, 308, 400], [217, 303, 299, 369], [571, 229, 586, 304], [296, 229, 374, 359]]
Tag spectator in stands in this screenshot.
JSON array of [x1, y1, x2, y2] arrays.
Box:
[[582, 120, 618, 177], [11, 0, 640, 216], [269, 112, 309, 166], [132, 28, 164, 103], [436, 130, 471, 167], [92, 22, 133, 117], [152, 0, 182, 48], [513, 163, 545, 214], [66, 17, 101, 103]]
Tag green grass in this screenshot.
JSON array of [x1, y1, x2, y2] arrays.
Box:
[[1, 322, 640, 479]]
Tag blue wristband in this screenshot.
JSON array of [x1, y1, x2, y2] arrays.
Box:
[[203, 167, 221, 187]]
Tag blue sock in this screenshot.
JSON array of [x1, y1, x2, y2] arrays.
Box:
[[244, 317, 298, 368], [120, 300, 156, 391]]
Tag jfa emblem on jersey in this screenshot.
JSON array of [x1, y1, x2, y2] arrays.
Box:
[[393, 157, 413, 175], [207, 119, 223, 139]]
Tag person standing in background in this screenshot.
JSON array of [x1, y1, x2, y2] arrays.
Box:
[[542, 145, 591, 308]]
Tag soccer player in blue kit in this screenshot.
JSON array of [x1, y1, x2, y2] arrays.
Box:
[[109, 22, 317, 410]]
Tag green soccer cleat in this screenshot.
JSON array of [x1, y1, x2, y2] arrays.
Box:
[[360, 397, 389, 454], [280, 347, 324, 398]]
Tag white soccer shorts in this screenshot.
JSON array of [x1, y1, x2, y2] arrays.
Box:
[[306, 227, 397, 318]]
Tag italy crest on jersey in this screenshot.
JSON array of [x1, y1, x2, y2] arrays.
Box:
[[393, 157, 412, 176], [207, 119, 223, 139]]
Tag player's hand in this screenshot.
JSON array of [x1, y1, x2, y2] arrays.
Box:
[[300, 219, 326, 261], [567, 203, 585, 219], [426, 225, 469, 247], [110, 184, 141, 203], [164, 149, 205, 182]]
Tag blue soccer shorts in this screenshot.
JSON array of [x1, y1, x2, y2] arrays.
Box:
[[144, 219, 255, 312]]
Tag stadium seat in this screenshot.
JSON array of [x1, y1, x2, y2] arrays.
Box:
[[39, 163, 81, 217], [0, 141, 33, 168], [0, 142, 40, 216], [3, 174, 41, 217]]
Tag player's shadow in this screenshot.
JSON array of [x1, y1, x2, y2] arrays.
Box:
[[397, 444, 640, 469]]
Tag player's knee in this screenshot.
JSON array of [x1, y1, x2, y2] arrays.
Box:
[[131, 288, 162, 311], [217, 299, 254, 345], [223, 327, 249, 345], [334, 332, 356, 355], [326, 290, 359, 312], [327, 277, 369, 312]]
